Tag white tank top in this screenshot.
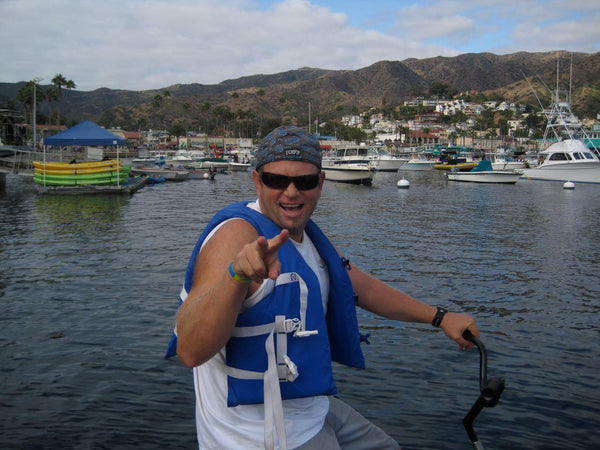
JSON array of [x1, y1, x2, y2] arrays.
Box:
[[192, 201, 329, 449]]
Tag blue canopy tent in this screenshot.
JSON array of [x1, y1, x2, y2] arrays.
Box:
[[41, 120, 127, 186], [43, 120, 125, 147]]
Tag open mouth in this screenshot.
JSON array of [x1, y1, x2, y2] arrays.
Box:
[[280, 203, 303, 211]]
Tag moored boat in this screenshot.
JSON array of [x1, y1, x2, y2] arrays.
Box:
[[195, 157, 229, 171], [228, 162, 251, 172], [367, 148, 405, 172], [131, 157, 157, 168], [187, 169, 217, 180], [521, 140, 600, 184], [490, 153, 525, 171], [322, 164, 374, 185], [434, 157, 477, 172], [520, 59, 600, 185], [130, 167, 189, 181], [400, 152, 438, 171], [164, 150, 194, 168], [446, 160, 521, 184], [322, 146, 374, 185]]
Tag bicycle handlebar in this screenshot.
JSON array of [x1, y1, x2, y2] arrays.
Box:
[[461, 330, 505, 449]]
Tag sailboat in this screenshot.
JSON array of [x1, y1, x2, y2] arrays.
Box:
[[521, 56, 600, 184]]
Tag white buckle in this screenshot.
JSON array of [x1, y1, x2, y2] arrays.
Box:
[[293, 329, 319, 337], [282, 355, 299, 382], [275, 318, 319, 337], [277, 318, 300, 334]]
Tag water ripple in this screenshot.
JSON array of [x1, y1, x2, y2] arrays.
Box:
[[1, 171, 599, 449]]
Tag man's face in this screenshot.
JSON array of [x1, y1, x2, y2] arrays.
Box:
[[252, 160, 325, 242]]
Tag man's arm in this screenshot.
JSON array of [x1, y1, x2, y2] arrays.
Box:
[[348, 264, 479, 350], [175, 220, 289, 368]]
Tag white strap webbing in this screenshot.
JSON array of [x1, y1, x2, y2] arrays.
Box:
[[206, 329, 287, 450], [275, 273, 309, 332], [264, 328, 286, 450], [218, 272, 318, 450]]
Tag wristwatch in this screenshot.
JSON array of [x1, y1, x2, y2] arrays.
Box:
[[431, 306, 448, 328]]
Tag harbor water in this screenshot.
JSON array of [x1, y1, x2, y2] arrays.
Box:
[[1, 170, 599, 449]]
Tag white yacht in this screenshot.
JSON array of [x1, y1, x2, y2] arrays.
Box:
[[322, 146, 374, 185], [521, 62, 600, 185], [367, 148, 405, 172], [400, 152, 438, 171]]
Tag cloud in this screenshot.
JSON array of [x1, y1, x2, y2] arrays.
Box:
[[1, 0, 597, 91]]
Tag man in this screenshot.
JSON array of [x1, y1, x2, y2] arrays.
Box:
[[166, 126, 479, 449]]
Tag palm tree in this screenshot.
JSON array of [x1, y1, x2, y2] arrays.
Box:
[[44, 87, 59, 126], [16, 81, 35, 130], [51, 74, 76, 128], [169, 122, 186, 148]]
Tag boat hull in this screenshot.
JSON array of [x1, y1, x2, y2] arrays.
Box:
[[187, 170, 216, 180], [491, 161, 524, 171], [195, 158, 229, 170], [322, 166, 374, 185], [368, 157, 404, 172], [228, 162, 251, 172], [521, 164, 600, 184], [130, 167, 189, 181], [400, 161, 437, 171], [447, 171, 521, 184]]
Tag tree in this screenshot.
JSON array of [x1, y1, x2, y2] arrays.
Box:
[[497, 118, 509, 138], [151, 94, 163, 109], [169, 122, 186, 148], [212, 105, 233, 134], [137, 116, 147, 131], [16, 82, 36, 139], [44, 87, 59, 125], [448, 131, 458, 145], [429, 82, 458, 98], [51, 74, 76, 128]]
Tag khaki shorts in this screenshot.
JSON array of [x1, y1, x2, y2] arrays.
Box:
[[294, 397, 400, 450]]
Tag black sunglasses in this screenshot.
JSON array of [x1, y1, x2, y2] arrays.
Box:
[[259, 171, 321, 191]]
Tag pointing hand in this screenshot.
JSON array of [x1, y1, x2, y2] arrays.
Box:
[[231, 229, 289, 283]]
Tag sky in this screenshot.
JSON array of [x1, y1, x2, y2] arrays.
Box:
[[1, 0, 599, 92]]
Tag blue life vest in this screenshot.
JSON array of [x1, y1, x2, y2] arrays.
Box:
[[165, 201, 365, 407]]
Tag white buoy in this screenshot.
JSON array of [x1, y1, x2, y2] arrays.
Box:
[[563, 181, 575, 190], [397, 178, 410, 189], [203, 172, 210, 179]]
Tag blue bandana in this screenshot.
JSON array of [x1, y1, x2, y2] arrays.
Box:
[[256, 126, 321, 170]]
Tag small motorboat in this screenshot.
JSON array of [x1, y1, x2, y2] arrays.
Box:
[[446, 160, 522, 184]]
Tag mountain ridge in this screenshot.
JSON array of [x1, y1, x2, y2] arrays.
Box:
[[1, 51, 598, 132]]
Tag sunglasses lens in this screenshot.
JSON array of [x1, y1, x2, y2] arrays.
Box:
[[261, 172, 290, 189], [260, 172, 320, 191], [294, 174, 320, 190]]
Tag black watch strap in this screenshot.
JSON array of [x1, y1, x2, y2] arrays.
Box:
[[432, 306, 448, 328]]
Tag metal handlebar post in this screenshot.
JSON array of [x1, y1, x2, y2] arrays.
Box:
[[462, 330, 505, 450]]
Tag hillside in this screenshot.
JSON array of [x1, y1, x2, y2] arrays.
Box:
[[1, 51, 599, 133]]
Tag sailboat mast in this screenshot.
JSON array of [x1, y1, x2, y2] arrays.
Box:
[[569, 53, 573, 104], [556, 57, 559, 103]]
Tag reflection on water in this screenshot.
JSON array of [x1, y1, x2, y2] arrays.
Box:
[[35, 195, 127, 237], [1, 171, 599, 449]]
